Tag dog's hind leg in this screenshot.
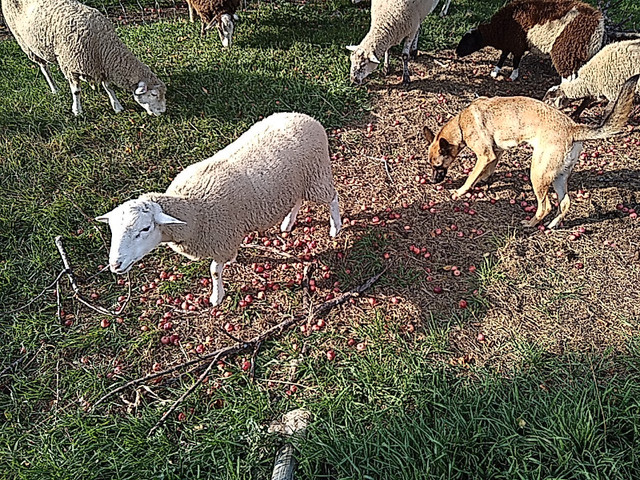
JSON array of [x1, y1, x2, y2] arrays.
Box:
[[547, 144, 581, 229], [522, 163, 552, 227]]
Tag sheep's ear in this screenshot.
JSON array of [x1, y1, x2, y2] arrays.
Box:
[[233, 13, 240, 21], [135, 81, 148, 95], [368, 52, 380, 64], [423, 126, 435, 144], [155, 211, 186, 225], [346, 45, 359, 52], [95, 213, 111, 224]]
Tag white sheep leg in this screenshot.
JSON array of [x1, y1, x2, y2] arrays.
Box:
[[39, 64, 58, 94], [383, 51, 390, 76], [410, 27, 420, 58], [188, 2, 194, 22], [102, 81, 124, 113], [490, 66, 501, 78], [280, 199, 303, 232], [509, 68, 519, 81], [68, 75, 82, 116], [401, 34, 415, 84], [329, 194, 342, 237], [209, 260, 225, 306], [440, 0, 452, 16]]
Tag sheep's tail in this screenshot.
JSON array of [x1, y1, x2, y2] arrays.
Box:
[[572, 74, 639, 141]]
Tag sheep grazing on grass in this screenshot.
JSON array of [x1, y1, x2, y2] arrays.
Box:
[[186, 0, 241, 47], [456, 0, 605, 81], [96, 112, 342, 306], [347, 0, 441, 85], [544, 39, 640, 118], [2, 0, 166, 116]]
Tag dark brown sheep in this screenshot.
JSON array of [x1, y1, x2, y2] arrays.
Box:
[[186, 0, 242, 47], [456, 0, 605, 81]]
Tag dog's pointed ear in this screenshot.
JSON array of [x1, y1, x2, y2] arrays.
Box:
[[346, 45, 359, 52], [439, 137, 452, 153], [423, 126, 435, 144]]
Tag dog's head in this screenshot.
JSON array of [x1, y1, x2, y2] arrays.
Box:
[[456, 28, 483, 57], [423, 126, 460, 184]]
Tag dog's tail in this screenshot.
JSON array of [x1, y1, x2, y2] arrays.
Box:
[[571, 74, 639, 141]]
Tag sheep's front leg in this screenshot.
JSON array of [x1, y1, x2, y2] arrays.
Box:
[[68, 74, 82, 116], [509, 54, 522, 81], [209, 260, 225, 306], [383, 51, 390, 76], [329, 193, 342, 237], [38, 63, 58, 94], [491, 51, 509, 78], [102, 81, 124, 113], [281, 198, 303, 233]]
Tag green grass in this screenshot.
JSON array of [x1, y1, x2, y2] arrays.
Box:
[[2, 0, 640, 478]]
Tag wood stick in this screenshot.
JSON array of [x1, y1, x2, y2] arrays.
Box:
[[93, 269, 386, 410], [54, 236, 118, 317]]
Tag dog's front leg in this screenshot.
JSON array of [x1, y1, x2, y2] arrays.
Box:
[[455, 155, 493, 197]]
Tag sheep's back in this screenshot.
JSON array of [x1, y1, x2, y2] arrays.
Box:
[[577, 40, 640, 101], [3, 0, 120, 81], [166, 112, 335, 233], [369, 0, 437, 48]]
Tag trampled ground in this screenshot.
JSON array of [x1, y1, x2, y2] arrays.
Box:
[[1, 1, 640, 478]]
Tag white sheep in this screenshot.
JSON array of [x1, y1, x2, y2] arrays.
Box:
[[2, 0, 166, 116], [544, 39, 640, 118], [347, 0, 441, 85], [96, 112, 342, 306]]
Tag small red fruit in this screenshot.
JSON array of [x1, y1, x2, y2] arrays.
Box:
[[326, 349, 336, 361], [459, 300, 468, 309], [100, 318, 110, 328]]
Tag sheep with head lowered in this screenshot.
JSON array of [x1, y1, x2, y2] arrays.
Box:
[[96, 112, 342, 306], [186, 0, 242, 47], [456, 0, 605, 82], [2, 0, 166, 116], [347, 0, 441, 85], [544, 39, 640, 118]]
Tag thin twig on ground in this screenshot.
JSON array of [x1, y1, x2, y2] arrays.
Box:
[[0, 269, 67, 317], [54, 236, 119, 317], [148, 352, 223, 437], [93, 269, 386, 421], [248, 340, 262, 383]]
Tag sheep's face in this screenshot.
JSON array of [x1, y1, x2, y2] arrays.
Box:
[[217, 13, 236, 48], [347, 45, 380, 85], [423, 126, 460, 184], [543, 85, 570, 108], [96, 199, 185, 275], [456, 29, 483, 57], [133, 81, 167, 116]]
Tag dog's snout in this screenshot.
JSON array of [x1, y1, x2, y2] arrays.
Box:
[[431, 168, 448, 184]]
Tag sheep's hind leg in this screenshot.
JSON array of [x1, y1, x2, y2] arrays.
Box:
[[329, 193, 342, 238], [509, 55, 522, 81], [187, 2, 194, 22], [209, 260, 225, 306], [102, 81, 124, 113], [68, 73, 82, 116], [410, 26, 420, 59], [401, 37, 414, 84], [281, 199, 303, 233], [383, 51, 391, 76]]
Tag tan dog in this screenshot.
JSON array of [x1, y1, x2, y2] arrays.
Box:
[[423, 75, 639, 228]]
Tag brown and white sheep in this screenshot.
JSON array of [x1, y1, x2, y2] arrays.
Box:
[[455, 0, 605, 81], [186, 0, 241, 48]]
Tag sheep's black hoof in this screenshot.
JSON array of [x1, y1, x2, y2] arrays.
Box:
[[402, 75, 411, 85]]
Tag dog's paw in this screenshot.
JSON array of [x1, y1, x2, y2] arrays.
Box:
[[521, 218, 539, 228]]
